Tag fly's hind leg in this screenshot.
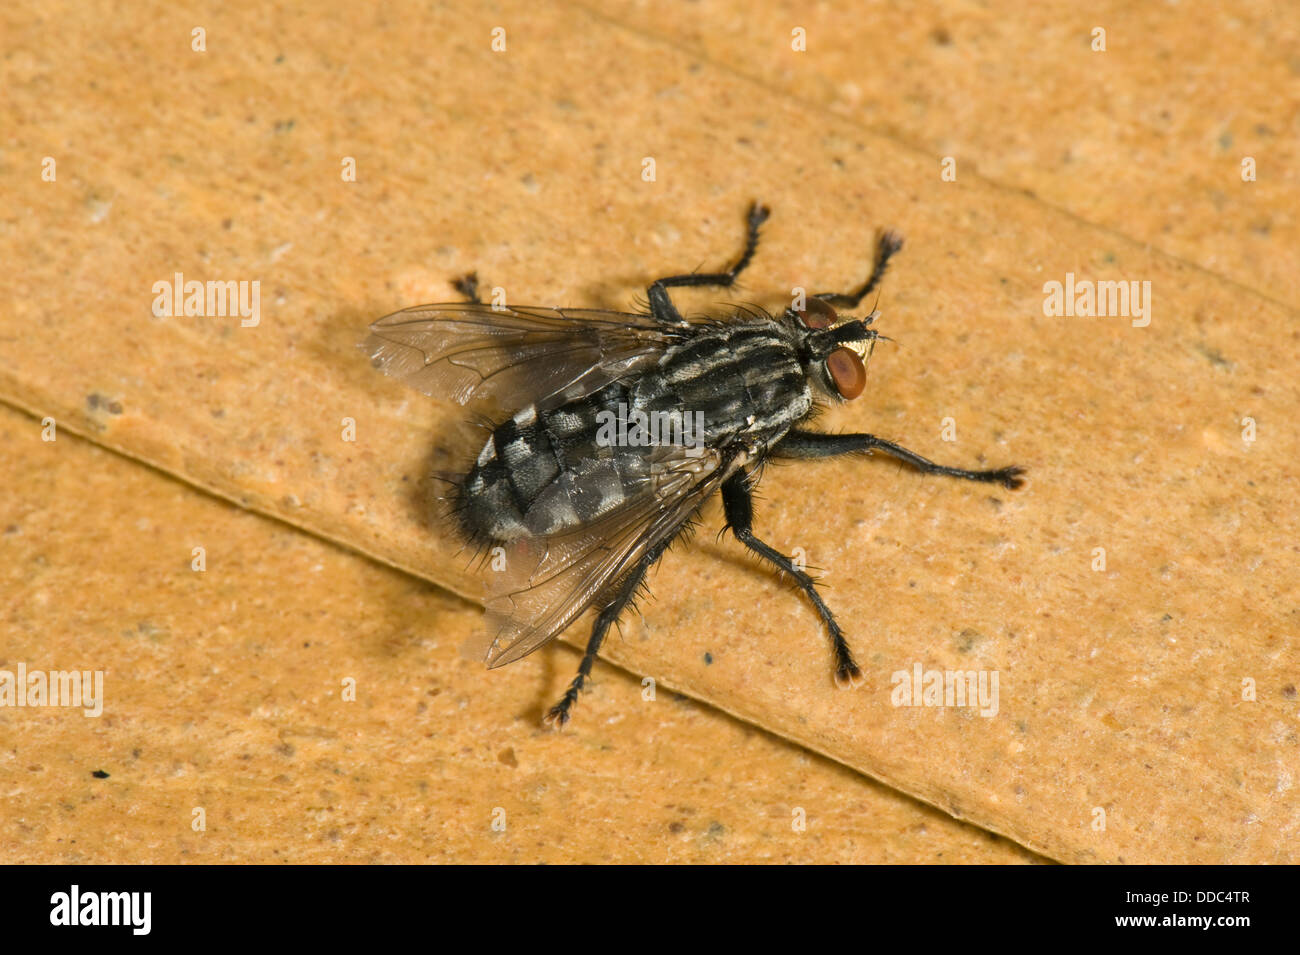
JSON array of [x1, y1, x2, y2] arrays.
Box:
[[544, 539, 672, 728], [646, 201, 771, 325], [453, 272, 481, 304], [720, 472, 863, 687], [815, 230, 904, 310]]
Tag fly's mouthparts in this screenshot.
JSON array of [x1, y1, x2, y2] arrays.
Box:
[[830, 309, 881, 360], [837, 328, 880, 360], [841, 335, 871, 360]]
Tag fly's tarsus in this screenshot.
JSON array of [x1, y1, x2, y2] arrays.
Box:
[[834, 658, 865, 690], [986, 466, 1027, 490], [453, 271, 481, 304]]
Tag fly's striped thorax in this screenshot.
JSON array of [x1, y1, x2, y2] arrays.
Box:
[[459, 319, 811, 543], [638, 321, 811, 444]]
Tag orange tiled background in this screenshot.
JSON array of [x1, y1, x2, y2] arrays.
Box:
[[1, 1, 1296, 863]]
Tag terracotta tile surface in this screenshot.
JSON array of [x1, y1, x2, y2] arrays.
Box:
[[1, 0, 1295, 863], [600, 0, 1300, 308]]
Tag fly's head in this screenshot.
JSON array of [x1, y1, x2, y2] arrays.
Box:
[[789, 297, 882, 402]]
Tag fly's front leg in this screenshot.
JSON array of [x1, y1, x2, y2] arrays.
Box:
[[721, 472, 862, 688], [775, 430, 1026, 489], [815, 230, 904, 310], [646, 201, 771, 325]]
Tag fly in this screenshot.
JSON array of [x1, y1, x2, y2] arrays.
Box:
[[364, 202, 1025, 726]]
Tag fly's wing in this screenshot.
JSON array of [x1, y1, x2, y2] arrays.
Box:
[[364, 303, 682, 413], [369, 301, 725, 665], [473, 446, 737, 668]]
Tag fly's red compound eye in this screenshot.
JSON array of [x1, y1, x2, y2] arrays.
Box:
[[795, 296, 838, 329], [826, 347, 866, 399], [796, 298, 865, 398]]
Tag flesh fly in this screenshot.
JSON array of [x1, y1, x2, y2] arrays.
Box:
[[365, 203, 1024, 725]]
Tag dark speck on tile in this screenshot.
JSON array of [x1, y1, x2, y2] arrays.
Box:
[[1196, 344, 1232, 369]]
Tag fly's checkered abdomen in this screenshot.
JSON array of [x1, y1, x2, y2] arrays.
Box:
[[460, 321, 811, 543], [461, 383, 655, 541]]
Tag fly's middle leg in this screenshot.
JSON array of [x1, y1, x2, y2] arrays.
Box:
[[720, 472, 863, 688], [646, 201, 771, 325], [543, 538, 672, 728]]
